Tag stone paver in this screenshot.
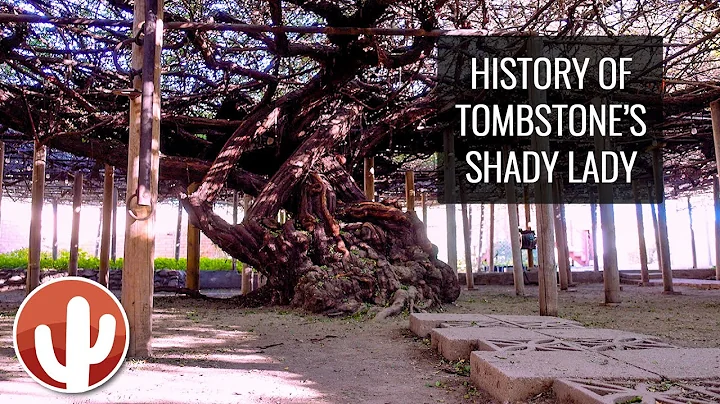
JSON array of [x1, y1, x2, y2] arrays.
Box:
[[535, 328, 676, 351], [554, 378, 720, 404], [486, 314, 585, 329], [430, 327, 547, 361], [470, 350, 659, 403], [603, 348, 720, 379], [408, 313, 499, 337], [647, 278, 720, 290]]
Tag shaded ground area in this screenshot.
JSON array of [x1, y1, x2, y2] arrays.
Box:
[[0, 283, 718, 403]]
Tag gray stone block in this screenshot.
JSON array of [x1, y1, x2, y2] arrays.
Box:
[[603, 348, 720, 379]]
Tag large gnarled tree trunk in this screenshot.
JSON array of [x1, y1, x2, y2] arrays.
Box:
[[181, 104, 460, 316]]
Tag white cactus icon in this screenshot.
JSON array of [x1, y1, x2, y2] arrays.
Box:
[[34, 296, 117, 393]]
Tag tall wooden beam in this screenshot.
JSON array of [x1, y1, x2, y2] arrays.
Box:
[[714, 177, 720, 281], [687, 196, 697, 269], [444, 129, 457, 273], [559, 198, 572, 285], [175, 199, 182, 261], [51, 198, 58, 261], [242, 194, 253, 294], [421, 192, 427, 230], [68, 172, 83, 277], [232, 190, 239, 271], [632, 182, 649, 285], [186, 182, 200, 290], [711, 99, 720, 280], [649, 191, 663, 270], [459, 185, 474, 290], [405, 170, 415, 211], [523, 186, 534, 269], [553, 182, 569, 291], [653, 148, 674, 293], [506, 182, 525, 296], [488, 204, 495, 273], [99, 165, 114, 287], [27, 141, 46, 294], [528, 37, 558, 316], [111, 186, 118, 262], [590, 194, 599, 272], [0, 141, 4, 233], [122, 0, 163, 357], [364, 157, 375, 201]]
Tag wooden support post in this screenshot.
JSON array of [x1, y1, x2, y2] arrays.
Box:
[[94, 207, 102, 258], [632, 182, 649, 285], [99, 165, 114, 287], [27, 141, 46, 294], [421, 192, 427, 230], [0, 141, 3, 232], [488, 204, 495, 273], [590, 194, 599, 272], [444, 128, 457, 273], [523, 186, 534, 269], [111, 186, 118, 262], [364, 157, 375, 201], [528, 37, 558, 316], [174, 199, 182, 261], [687, 196, 697, 269], [186, 182, 200, 290], [232, 190, 239, 271], [122, 0, 163, 357], [52, 198, 58, 261], [405, 170, 415, 212], [649, 191, 663, 270], [713, 99, 720, 280], [476, 204, 485, 270], [559, 198, 572, 285], [553, 182, 569, 291], [653, 148, 674, 293], [505, 182, 525, 296], [459, 185, 474, 290], [593, 97, 621, 304], [714, 178, 720, 280], [68, 172, 83, 277], [242, 194, 253, 294]]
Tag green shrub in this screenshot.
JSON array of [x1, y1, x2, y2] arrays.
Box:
[[0, 249, 235, 271]]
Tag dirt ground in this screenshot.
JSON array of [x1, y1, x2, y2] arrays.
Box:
[[0, 282, 718, 403]]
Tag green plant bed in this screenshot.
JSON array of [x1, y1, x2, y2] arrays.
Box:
[[0, 249, 237, 271]]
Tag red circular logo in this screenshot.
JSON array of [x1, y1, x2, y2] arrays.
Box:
[[13, 277, 129, 393]]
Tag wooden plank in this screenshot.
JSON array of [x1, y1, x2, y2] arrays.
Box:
[[99, 165, 114, 287], [364, 157, 375, 201], [186, 182, 200, 290], [68, 172, 83, 277], [649, 188, 663, 271], [121, 0, 163, 357], [27, 141, 46, 294], [688, 196, 697, 269], [405, 170, 415, 211], [632, 181, 649, 285], [528, 37, 557, 316]]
